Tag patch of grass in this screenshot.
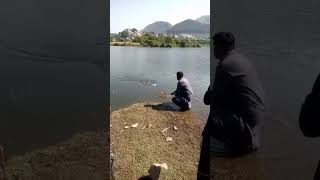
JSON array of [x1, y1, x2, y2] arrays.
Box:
[[111, 102, 204, 179]]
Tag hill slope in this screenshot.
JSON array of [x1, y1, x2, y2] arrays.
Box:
[[167, 19, 210, 34], [142, 21, 172, 33], [196, 15, 210, 24]]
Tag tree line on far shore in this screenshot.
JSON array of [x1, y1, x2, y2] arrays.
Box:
[[111, 31, 210, 48]]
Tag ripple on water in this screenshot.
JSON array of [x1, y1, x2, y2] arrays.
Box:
[[116, 74, 158, 87]]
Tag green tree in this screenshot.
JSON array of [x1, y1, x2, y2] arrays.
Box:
[[119, 30, 129, 39], [180, 41, 187, 48]]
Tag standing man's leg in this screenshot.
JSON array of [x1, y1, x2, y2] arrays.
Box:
[[314, 160, 320, 180], [197, 125, 210, 179], [0, 145, 6, 180]]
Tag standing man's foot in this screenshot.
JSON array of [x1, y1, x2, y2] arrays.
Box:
[[197, 171, 210, 180]]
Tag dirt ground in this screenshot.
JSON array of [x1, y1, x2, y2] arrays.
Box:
[[4, 131, 109, 180], [111, 102, 205, 180]]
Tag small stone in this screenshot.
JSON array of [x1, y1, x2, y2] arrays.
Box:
[[153, 163, 168, 170], [148, 124, 152, 128], [161, 127, 170, 133], [142, 125, 147, 129], [131, 123, 138, 128], [173, 126, 178, 131], [166, 137, 173, 142], [149, 163, 168, 179], [124, 126, 129, 129]]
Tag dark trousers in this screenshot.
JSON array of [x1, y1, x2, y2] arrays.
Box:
[[172, 96, 189, 110], [315, 160, 320, 180], [197, 129, 211, 179]]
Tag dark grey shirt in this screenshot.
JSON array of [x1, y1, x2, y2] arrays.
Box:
[[204, 50, 265, 151], [208, 50, 265, 127]]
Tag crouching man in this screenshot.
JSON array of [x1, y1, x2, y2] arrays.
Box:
[[171, 71, 193, 111]]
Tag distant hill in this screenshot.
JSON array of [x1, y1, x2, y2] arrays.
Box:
[[196, 15, 210, 24], [142, 21, 172, 33], [167, 19, 210, 34]]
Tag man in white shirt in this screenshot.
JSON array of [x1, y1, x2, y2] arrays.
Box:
[[171, 71, 193, 111]]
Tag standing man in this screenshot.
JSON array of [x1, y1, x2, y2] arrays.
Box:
[[197, 32, 265, 179], [299, 73, 320, 180], [171, 71, 193, 111]]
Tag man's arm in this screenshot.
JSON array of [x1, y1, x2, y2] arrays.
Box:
[[203, 85, 212, 105], [312, 73, 320, 94], [172, 81, 182, 95]]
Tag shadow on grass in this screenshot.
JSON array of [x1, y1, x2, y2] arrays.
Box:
[[138, 164, 161, 180], [144, 102, 181, 112], [138, 176, 153, 180]]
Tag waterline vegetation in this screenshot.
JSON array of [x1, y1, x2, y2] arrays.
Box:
[[110, 29, 210, 48]]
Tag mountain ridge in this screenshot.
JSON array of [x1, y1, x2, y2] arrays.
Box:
[[142, 15, 210, 34], [142, 21, 172, 33], [196, 15, 210, 24]]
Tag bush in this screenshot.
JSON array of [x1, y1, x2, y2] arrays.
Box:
[[153, 42, 160, 47], [165, 43, 172, 48], [180, 41, 187, 48], [132, 38, 140, 43]]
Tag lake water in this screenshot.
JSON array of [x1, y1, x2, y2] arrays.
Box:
[[110, 46, 210, 119]]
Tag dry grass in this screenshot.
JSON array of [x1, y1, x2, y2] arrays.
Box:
[[5, 131, 109, 180], [111, 102, 204, 180]]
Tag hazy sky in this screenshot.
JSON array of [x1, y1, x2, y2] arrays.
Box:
[[111, 0, 210, 33]]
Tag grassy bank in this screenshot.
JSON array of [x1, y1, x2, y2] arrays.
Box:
[[110, 41, 141, 47], [111, 102, 204, 179], [111, 102, 267, 180]]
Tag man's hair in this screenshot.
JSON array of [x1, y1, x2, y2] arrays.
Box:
[[177, 71, 183, 78], [212, 32, 235, 51]]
